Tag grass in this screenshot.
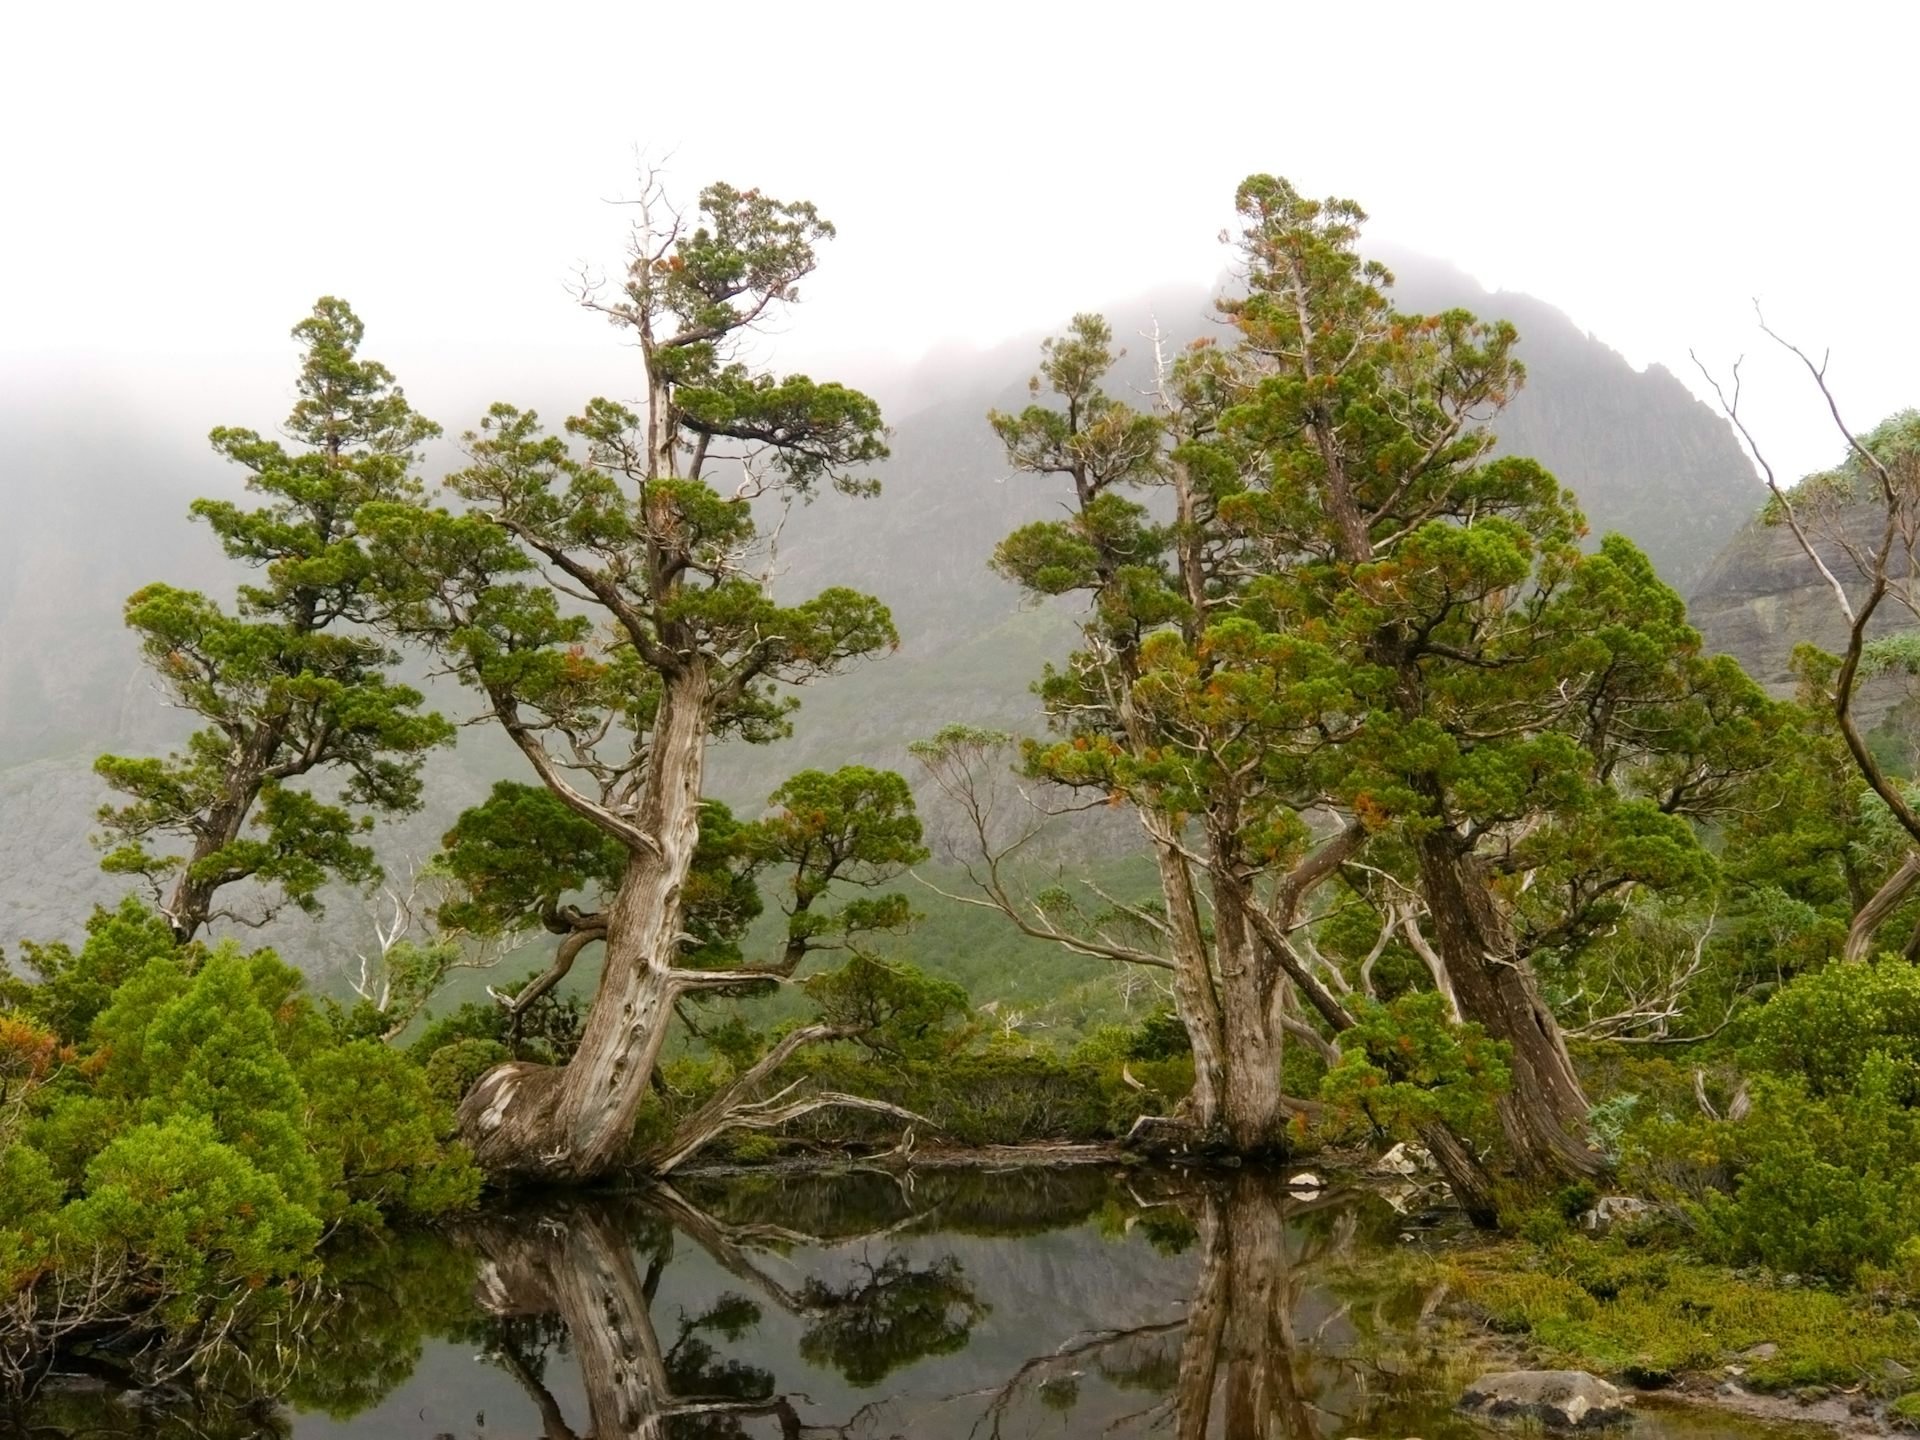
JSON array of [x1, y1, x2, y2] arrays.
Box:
[[1439, 1237, 1920, 1399]]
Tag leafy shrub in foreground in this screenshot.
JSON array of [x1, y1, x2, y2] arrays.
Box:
[[54, 1114, 323, 1330], [1690, 1053, 1920, 1280], [0, 901, 480, 1378]]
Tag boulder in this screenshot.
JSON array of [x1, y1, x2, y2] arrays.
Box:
[[1459, 1370, 1632, 1429], [1374, 1141, 1432, 1177], [1287, 1171, 1324, 1192], [1378, 1179, 1421, 1214], [1579, 1196, 1654, 1232]]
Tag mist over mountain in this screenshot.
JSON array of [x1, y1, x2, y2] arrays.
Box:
[[0, 257, 1766, 970]]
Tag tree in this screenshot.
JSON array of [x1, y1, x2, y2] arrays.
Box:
[[93, 299, 452, 942], [925, 175, 1775, 1191], [363, 176, 910, 1181], [1696, 332, 1920, 964]]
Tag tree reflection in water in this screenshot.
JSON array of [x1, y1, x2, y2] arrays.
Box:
[[467, 1173, 1461, 1440], [10, 1168, 1481, 1440], [466, 1188, 986, 1438], [955, 1174, 1467, 1440]]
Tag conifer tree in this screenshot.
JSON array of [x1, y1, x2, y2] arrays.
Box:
[[363, 177, 911, 1180], [95, 299, 452, 941], [926, 175, 1777, 1190]]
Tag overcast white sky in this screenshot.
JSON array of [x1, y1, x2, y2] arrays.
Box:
[[2, 0, 1911, 481]]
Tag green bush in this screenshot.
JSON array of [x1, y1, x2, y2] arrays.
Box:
[[0, 901, 479, 1373], [1320, 992, 1510, 1143], [1741, 960, 1920, 1104], [54, 1114, 323, 1330], [1691, 1054, 1920, 1280], [302, 1041, 482, 1221]]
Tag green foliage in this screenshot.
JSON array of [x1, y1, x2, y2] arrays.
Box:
[[93, 297, 452, 939], [3, 896, 186, 1042], [1320, 993, 1510, 1141], [1611, 965, 1920, 1283], [1125, 1004, 1191, 1061], [0, 1143, 61, 1283], [435, 781, 627, 936], [1446, 1239, 1920, 1398], [0, 903, 476, 1378], [804, 954, 970, 1059], [1719, 662, 1904, 980], [408, 967, 587, 1075], [770, 1043, 1176, 1149], [758, 766, 927, 968], [55, 1114, 323, 1330], [302, 1040, 483, 1220], [117, 953, 321, 1207], [347, 181, 907, 1166], [422, 1037, 513, 1109], [1689, 1056, 1920, 1280], [1741, 959, 1920, 1103]]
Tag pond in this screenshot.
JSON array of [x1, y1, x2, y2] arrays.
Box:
[[14, 1167, 1828, 1439]]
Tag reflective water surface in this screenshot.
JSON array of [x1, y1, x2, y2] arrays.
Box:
[[15, 1168, 1826, 1439]]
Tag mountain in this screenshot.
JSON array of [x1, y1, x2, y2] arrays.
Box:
[[0, 259, 1765, 977], [1689, 490, 1920, 731]]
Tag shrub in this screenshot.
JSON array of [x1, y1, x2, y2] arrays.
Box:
[[1320, 992, 1510, 1142], [1741, 960, 1920, 1104], [1, 901, 480, 1385], [54, 1115, 322, 1331], [1691, 1054, 1920, 1280], [5, 897, 187, 1043], [301, 1041, 481, 1221]]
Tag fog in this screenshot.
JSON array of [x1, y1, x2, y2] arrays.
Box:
[[2, 0, 1913, 481]]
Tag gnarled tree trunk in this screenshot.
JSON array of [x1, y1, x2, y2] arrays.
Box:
[[1415, 831, 1604, 1182], [458, 667, 712, 1182], [1846, 851, 1920, 963], [1154, 841, 1232, 1142], [1211, 871, 1294, 1155]]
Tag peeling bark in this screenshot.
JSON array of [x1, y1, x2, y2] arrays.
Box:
[[458, 668, 712, 1182], [1415, 831, 1604, 1182]]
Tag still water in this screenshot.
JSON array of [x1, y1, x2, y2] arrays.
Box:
[[17, 1167, 1827, 1439]]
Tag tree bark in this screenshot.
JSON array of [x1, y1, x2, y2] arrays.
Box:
[[1846, 852, 1920, 963], [458, 666, 713, 1182], [1414, 830, 1605, 1182], [1154, 842, 1231, 1141], [165, 721, 285, 941], [1210, 864, 1293, 1155], [1417, 1120, 1502, 1227]]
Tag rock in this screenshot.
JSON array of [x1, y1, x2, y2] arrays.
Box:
[[1736, 1342, 1778, 1363], [1379, 1179, 1421, 1214], [1287, 1171, 1323, 1192], [1374, 1141, 1432, 1177], [1459, 1370, 1632, 1429], [1579, 1196, 1654, 1232]]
